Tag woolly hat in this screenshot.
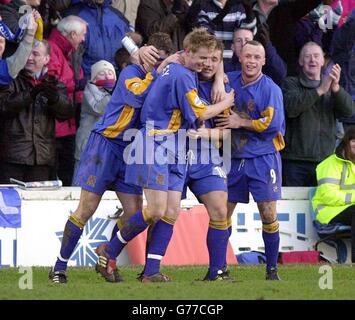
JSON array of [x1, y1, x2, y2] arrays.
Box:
[[90, 60, 116, 82]]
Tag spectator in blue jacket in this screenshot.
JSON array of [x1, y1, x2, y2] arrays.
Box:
[[65, 0, 142, 80], [225, 26, 287, 85]]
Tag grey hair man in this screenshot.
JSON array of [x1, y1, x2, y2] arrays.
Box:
[[46, 15, 87, 186], [56, 15, 88, 51], [281, 41, 354, 186]]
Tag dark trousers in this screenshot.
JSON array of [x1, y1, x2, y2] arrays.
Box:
[[51, 135, 75, 186], [330, 205, 355, 263], [0, 162, 52, 183], [282, 159, 318, 187]]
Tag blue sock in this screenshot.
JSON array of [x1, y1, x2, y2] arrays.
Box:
[[54, 217, 84, 272], [262, 220, 280, 271], [207, 221, 229, 279], [223, 223, 232, 270], [223, 222, 232, 269], [110, 222, 119, 242], [106, 210, 149, 259], [144, 219, 174, 276]]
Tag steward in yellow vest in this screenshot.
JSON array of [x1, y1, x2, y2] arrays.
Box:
[[313, 128, 355, 224], [312, 127, 355, 262]]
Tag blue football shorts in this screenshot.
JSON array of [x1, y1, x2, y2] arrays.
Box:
[[182, 163, 227, 199], [227, 153, 282, 203], [73, 132, 142, 195], [124, 129, 187, 192]]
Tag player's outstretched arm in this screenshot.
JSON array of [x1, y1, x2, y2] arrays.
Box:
[[198, 89, 234, 121]]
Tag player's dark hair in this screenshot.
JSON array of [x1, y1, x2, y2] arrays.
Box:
[[147, 32, 174, 55]]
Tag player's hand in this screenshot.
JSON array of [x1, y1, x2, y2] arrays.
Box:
[[138, 45, 160, 66], [215, 109, 242, 129], [187, 128, 210, 140]]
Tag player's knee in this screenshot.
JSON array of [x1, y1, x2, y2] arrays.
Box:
[[75, 203, 97, 223], [165, 206, 180, 220], [142, 208, 157, 224], [130, 196, 144, 213], [210, 209, 227, 221], [207, 204, 227, 221], [258, 202, 277, 223], [150, 213, 164, 223], [261, 211, 277, 224], [148, 209, 165, 222]]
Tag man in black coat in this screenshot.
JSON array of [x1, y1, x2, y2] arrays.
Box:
[[0, 39, 74, 183]]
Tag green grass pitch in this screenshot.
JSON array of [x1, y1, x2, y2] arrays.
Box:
[[1, 265, 355, 300]]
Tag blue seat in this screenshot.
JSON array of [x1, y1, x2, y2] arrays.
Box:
[[309, 187, 351, 263]]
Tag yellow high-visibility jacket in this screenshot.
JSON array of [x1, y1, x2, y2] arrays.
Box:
[[312, 153, 355, 224]]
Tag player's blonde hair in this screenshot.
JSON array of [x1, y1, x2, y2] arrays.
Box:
[[183, 28, 218, 53]]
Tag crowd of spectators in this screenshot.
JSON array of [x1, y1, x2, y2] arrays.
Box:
[[0, 0, 354, 186]]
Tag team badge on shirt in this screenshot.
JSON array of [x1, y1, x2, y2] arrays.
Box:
[[86, 175, 97, 187], [156, 174, 165, 186]]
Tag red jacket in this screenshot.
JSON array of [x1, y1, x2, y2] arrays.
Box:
[[48, 28, 84, 138]]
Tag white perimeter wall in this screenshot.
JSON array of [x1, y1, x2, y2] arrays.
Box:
[[0, 187, 344, 267]]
